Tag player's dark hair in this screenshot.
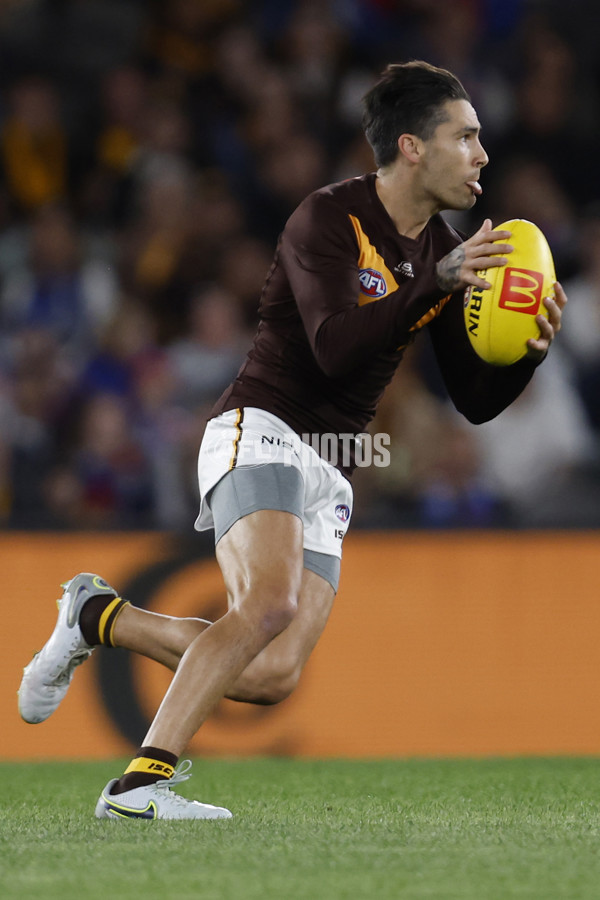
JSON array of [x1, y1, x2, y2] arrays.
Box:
[[362, 61, 471, 167]]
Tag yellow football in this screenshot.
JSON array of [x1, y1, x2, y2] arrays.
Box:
[[463, 219, 556, 366]]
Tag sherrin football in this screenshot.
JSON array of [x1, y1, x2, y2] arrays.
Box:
[[463, 219, 556, 366]]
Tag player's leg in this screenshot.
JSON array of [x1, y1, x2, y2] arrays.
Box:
[[109, 556, 334, 704], [17, 412, 300, 724], [215, 436, 344, 706], [108, 605, 211, 671], [95, 506, 305, 819], [17, 460, 309, 730], [17, 547, 335, 731], [21, 412, 347, 818], [140, 507, 304, 754], [112, 410, 337, 705], [227, 563, 335, 704], [109, 434, 346, 692], [16, 571, 211, 725], [221, 436, 348, 706]]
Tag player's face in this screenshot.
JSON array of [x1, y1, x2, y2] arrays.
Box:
[[418, 99, 488, 212]]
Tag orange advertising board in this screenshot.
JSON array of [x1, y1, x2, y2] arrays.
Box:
[[3, 531, 600, 759]]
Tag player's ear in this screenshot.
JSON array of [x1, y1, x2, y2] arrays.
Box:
[[397, 133, 423, 163]]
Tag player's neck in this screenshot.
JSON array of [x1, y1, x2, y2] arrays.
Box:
[[375, 167, 436, 240]]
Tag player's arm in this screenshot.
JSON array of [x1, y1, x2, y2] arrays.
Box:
[[428, 283, 565, 423], [280, 194, 453, 377]]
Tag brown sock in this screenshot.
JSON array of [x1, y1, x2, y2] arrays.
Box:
[[80, 595, 130, 647], [109, 746, 179, 796]]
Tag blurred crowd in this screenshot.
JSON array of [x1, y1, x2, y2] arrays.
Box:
[[0, 0, 599, 531]]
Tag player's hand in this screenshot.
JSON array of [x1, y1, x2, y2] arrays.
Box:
[[525, 281, 567, 362], [435, 218, 513, 293]]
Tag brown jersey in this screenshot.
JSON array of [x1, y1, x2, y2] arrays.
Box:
[[211, 173, 537, 477]]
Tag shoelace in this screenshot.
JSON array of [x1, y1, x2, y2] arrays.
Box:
[[155, 760, 194, 790], [153, 760, 195, 805]]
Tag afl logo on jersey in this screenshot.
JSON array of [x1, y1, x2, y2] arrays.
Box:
[[359, 268, 387, 298], [335, 504, 350, 522]]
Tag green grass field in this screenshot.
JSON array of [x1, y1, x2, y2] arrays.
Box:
[[3, 757, 600, 899]]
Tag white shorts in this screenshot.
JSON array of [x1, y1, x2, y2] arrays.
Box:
[[195, 407, 353, 559]]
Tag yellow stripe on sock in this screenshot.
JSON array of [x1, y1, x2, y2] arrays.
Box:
[[124, 757, 175, 779], [107, 600, 130, 647], [98, 597, 125, 645]]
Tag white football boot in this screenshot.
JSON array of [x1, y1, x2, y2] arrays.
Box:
[[95, 760, 233, 820], [18, 573, 118, 724]]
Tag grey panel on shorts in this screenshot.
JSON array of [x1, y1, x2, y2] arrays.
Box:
[[303, 549, 341, 594], [208, 463, 304, 544], [208, 464, 341, 592]]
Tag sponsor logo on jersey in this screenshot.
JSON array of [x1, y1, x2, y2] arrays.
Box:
[[358, 268, 387, 297], [498, 268, 543, 315], [394, 261, 414, 279], [335, 504, 350, 522]]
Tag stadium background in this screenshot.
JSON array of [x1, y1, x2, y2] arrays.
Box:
[[2, 0, 600, 760]]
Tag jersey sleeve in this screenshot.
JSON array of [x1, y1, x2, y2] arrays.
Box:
[[428, 291, 540, 423], [279, 192, 449, 377]]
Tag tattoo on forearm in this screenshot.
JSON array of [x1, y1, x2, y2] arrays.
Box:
[[436, 247, 465, 292]]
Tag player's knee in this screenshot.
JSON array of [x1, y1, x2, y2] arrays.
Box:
[[239, 583, 299, 642], [260, 595, 297, 640]]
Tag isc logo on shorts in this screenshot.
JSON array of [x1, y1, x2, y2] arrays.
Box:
[[358, 268, 387, 298], [499, 268, 543, 315]]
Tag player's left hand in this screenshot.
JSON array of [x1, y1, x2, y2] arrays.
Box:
[[526, 282, 567, 362]]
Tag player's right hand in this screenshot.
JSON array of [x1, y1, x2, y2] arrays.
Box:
[[435, 219, 513, 293]]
